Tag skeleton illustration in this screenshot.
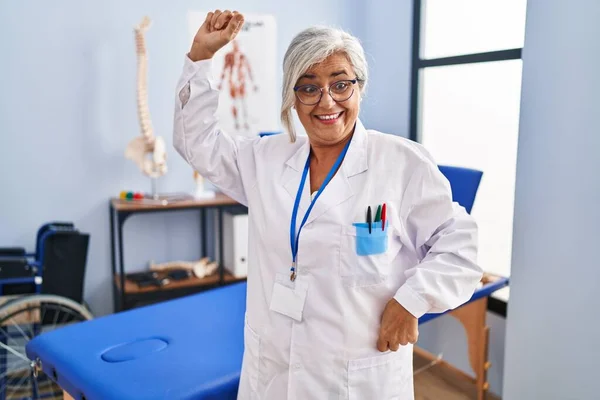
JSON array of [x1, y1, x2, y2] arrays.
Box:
[[125, 16, 167, 178], [217, 40, 258, 132]]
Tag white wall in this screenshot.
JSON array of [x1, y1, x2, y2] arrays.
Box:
[[359, 0, 413, 137], [503, 1, 600, 399]]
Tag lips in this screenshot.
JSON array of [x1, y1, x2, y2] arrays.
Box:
[[314, 111, 343, 125]]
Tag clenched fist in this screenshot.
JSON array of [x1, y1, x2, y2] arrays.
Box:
[[188, 10, 245, 62], [377, 298, 419, 352]]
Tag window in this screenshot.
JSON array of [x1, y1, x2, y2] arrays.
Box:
[[410, 0, 528, 304], [420, 0, 527, 59]]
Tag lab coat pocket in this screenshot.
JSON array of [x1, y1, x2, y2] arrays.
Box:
[[347, 352, 410, 400], [354, 222, 388, 255], [340, 222, 401, 287], [243, 319, 261, 395]]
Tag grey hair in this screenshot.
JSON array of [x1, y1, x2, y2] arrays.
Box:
[[281, 26, 368, 142]]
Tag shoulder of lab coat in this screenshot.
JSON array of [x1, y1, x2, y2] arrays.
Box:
[[365, 130, 483, 319], [172, 55, 299, 206]]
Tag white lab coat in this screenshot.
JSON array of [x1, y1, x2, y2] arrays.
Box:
[[173, 56, 483, 400]]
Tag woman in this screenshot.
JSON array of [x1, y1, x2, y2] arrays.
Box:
[[174, 10, 482, 400]]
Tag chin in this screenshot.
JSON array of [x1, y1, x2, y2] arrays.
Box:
[[312, 128, 346, 144], [311, 112, 348, 142]]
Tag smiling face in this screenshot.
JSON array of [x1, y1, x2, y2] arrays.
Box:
[[294, 52, 361, 147]]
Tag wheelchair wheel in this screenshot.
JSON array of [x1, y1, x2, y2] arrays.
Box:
[[0, 294, 93, 400]]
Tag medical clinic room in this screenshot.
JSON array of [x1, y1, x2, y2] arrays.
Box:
[[0, 0, 598, 399]]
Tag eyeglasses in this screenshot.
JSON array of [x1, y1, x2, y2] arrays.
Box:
[[293, 79, 359, 105]]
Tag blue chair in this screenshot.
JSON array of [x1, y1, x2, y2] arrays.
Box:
[[438, 165, 483, 214]]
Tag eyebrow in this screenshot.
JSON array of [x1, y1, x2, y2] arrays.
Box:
[[331, 70, 349, 77], [299, 70, 350, 80]]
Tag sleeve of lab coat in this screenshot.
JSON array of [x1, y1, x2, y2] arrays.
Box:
[[173, 55, 259, 206], [393, 159, 483, 318]]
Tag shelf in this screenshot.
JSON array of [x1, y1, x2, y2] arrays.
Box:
[[110, 193, 241, 212], [109, 192, 249, 312], [223, 273, 248, 283], [115, 270, 247, 295]]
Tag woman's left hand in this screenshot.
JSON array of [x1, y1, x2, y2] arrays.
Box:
[[377, 299, 419, 352]]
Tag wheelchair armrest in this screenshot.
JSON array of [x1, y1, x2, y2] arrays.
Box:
[[0, 255, 37, 279], [0, 247, 26, 256]]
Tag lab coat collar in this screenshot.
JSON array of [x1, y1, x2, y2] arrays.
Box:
[[282, 118, 368, 224], [343, 118, 369, 178], [284, 118, 368, 175]]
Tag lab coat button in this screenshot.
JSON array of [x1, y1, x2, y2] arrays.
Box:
[[293, 363, 302, 370]]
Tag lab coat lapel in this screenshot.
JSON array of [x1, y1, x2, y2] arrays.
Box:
[[282, 138, 312, 213], [304, 119, 369, 225]]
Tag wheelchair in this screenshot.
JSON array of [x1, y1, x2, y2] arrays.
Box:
[[0, 222, 93, 399]]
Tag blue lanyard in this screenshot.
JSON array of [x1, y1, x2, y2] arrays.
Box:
[[289, 138, 352, 281]]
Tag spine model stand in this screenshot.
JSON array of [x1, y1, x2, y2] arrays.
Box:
[[125, 16, 167, 180]]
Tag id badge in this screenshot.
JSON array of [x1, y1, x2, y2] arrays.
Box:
[[269, 273, 308, 322]]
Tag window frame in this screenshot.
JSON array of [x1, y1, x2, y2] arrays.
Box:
[[409, 0, 524, 316]]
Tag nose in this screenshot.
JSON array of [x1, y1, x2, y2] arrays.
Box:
[[317, 88, 336, 108]]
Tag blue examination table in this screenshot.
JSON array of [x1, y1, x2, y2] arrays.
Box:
[[25, 275, 508, 400]]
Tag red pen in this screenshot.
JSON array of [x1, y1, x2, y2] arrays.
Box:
[[381, 203, 386, 231]]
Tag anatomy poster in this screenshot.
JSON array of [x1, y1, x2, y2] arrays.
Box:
[[187, 12, 279, 138]]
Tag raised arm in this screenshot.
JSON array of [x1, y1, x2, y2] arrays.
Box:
[[173, 10, 257, 205]]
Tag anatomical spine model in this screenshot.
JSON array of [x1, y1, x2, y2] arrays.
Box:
[[125, 16, 167, 179]]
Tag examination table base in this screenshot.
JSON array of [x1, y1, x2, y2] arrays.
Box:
[[416, 273, 507, 400]]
